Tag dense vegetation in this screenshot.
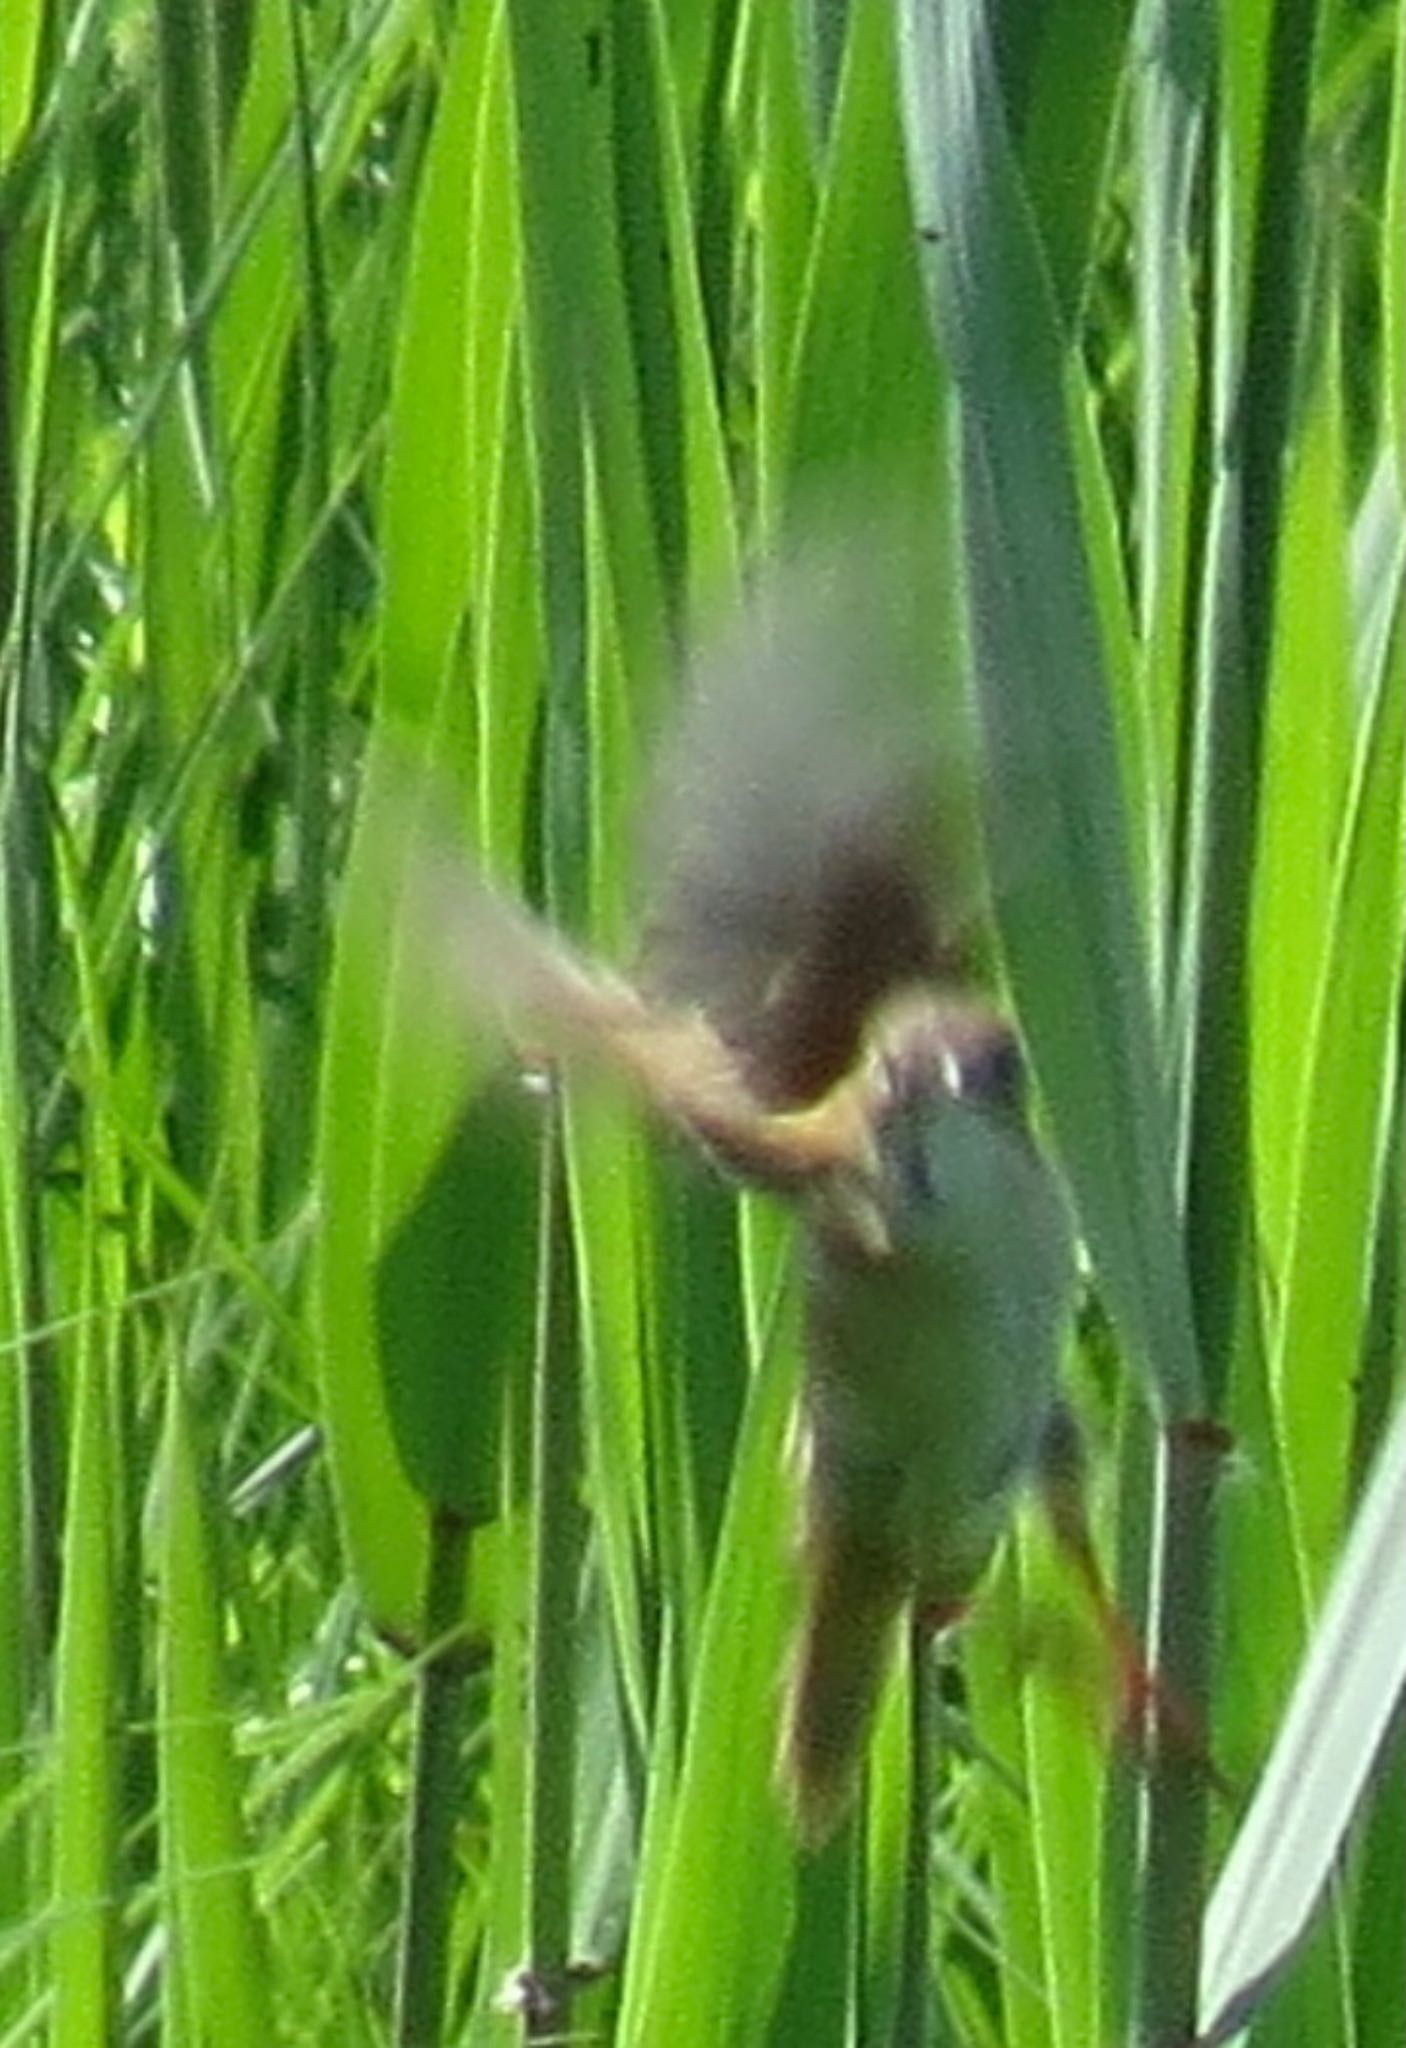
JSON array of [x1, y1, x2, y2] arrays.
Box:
[[1, 0, 1401, 2043]]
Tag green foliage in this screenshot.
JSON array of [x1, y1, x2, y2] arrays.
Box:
[[0, 0, 1400, 2042]]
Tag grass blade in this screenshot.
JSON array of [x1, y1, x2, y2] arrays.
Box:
[[1200, 1398, 1406, 2043]]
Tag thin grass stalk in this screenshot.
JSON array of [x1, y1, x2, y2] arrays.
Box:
[[892, 1619, 935, 2046], [1131, 1401, 1236, 2047], [1102, 1392, 1161, 2042], [48, 829, 131, 2045], [393, 1508, 474, 2048], [1134, 1420, 1234, 2046], [152, 0, 219, 354], [0, 220, 20, 632], [276, 0, 336, 1212], [507, 0, 591, 905], [1, 593, 61, 1696], [691, 0, 741, 392], [524, 1099, 582, 2041], [8, 141, 86, 1916], [0, 839, 39, 2029], [1, 169, 57, 1970], [49, 1237, 118, 2046], [156, 1352, 274, 2043], [1128, 0, 1212, 1015]]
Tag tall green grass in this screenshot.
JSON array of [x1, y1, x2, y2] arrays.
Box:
[[0, 0, 1400, 2043]]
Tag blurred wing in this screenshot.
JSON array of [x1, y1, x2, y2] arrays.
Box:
[[640, 539, 978, 1109], [410, 848, 874, 1190]]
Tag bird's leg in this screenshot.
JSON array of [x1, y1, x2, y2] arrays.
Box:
[[1034, 1406, 1230, 1796]]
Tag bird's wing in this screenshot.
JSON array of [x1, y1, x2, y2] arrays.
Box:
[[413, 846, 876, 1191], [637, 537, 978, 1111]]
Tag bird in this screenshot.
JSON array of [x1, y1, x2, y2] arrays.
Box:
[[777, 996, 1076, 1842], [410, 543, 1137, 1844]]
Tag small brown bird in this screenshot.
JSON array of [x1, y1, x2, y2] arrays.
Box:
[[416, 550, 1140, 1843]]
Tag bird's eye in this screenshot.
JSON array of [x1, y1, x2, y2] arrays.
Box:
[[952, 1031, 1024, 1111]]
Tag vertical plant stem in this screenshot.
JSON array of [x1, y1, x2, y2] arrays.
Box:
[[1, 491, 61, 1653], [276, 0, 335, 1211], [525, 1100, 581, 2039], [0, 168, 63, 2027], [1134, 1419, 1232, 2045], [393, 1508, 473, 2048], [1103, 1391, 1161, 2042], [0, 807, 41, 2030], [892, 1619, 934, 2047]]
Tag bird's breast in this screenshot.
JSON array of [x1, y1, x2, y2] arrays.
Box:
[[802, 1101, 1075, 1577]]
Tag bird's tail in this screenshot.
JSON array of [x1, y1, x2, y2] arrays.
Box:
[[779, 1531, 907, 1848]]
